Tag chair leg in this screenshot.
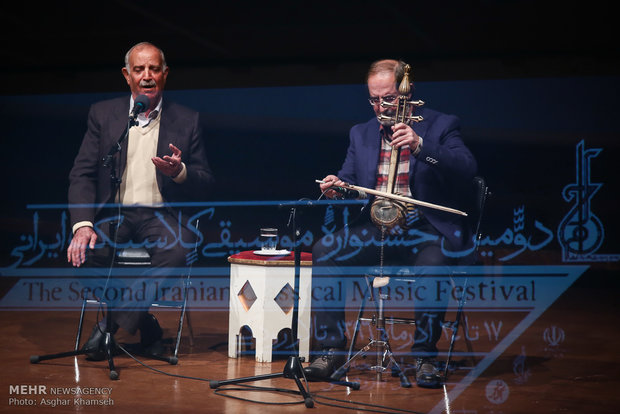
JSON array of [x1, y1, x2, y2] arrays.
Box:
[[181, 275, 194, 350], [172, 294, 195, 358], [444, 307, 462, 380], [74, 297, 88, 351], [444, 276, 473, 380], [347, 283, 369, 360], [185, 309, 195, 347], [461, 312, 476, 367], [173, 298, 187, 358]]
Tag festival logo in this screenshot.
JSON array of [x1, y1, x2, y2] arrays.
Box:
[[485, 379, 509, 404], [558, 140, 620, 262]]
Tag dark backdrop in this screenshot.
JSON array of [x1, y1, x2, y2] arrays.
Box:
[[1, 1, 619, 280]]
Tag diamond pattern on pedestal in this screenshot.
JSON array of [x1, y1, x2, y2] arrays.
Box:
[[274, 282, 295, 315], [238, 280, 257, 311]]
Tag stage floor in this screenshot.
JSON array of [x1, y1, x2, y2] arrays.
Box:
[[1, 274, 619, 414]]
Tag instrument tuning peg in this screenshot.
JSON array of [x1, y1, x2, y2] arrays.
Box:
[[377, 114, 395, 123], [407, 99, 425, 107]]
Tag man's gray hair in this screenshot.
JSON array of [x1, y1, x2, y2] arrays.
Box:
[[124, 42, 167, 71]]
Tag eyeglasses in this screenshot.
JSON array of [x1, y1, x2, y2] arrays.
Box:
[[368, 95, 398, 106]]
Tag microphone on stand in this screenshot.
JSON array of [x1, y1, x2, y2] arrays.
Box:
[[331, 186, 367, 200], [103, 95, 151, 168], [129, 94, 150, 120]]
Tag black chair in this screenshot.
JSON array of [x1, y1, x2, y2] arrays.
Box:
[[334, 176, 489, 384], [74, 246, 195, 360], [31, 245, 194, 379], [442, 176, 489, 378]]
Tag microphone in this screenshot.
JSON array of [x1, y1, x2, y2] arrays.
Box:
[[331, 186, 367, 200], [129, 94, 150, 119], [103, 94, 151, 167]]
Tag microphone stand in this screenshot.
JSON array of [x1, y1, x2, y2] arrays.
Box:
[[103, 117, 137, 168], [209, 200, 359, 408], [30, 115, 175, 379], [29, 118, 134, 379], [97, 118, 135, 379]]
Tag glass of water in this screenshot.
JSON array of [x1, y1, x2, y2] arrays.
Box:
[[259, 228, 278, 251]]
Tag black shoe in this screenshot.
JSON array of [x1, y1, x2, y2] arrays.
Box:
[[143, 339, 166, 357], [304, 348, 346, 380], [82, 323, 117, 361], [415, 358, 442, 388], [139, 313, 163, 350]]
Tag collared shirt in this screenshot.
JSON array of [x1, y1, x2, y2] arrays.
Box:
[[130, 95, 163, 128]]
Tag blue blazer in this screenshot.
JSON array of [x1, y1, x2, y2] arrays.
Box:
[[337, 107, 477, 253]]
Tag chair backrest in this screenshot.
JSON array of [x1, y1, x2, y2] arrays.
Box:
[[470, 176, 489, 246], [467, 176, 491, 263]]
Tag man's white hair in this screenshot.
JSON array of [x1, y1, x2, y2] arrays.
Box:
[[124, 42, 167, 71]]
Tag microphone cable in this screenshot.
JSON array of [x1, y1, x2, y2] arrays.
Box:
[[212, 380, 426, 413], [100, 218, 202, 370]]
